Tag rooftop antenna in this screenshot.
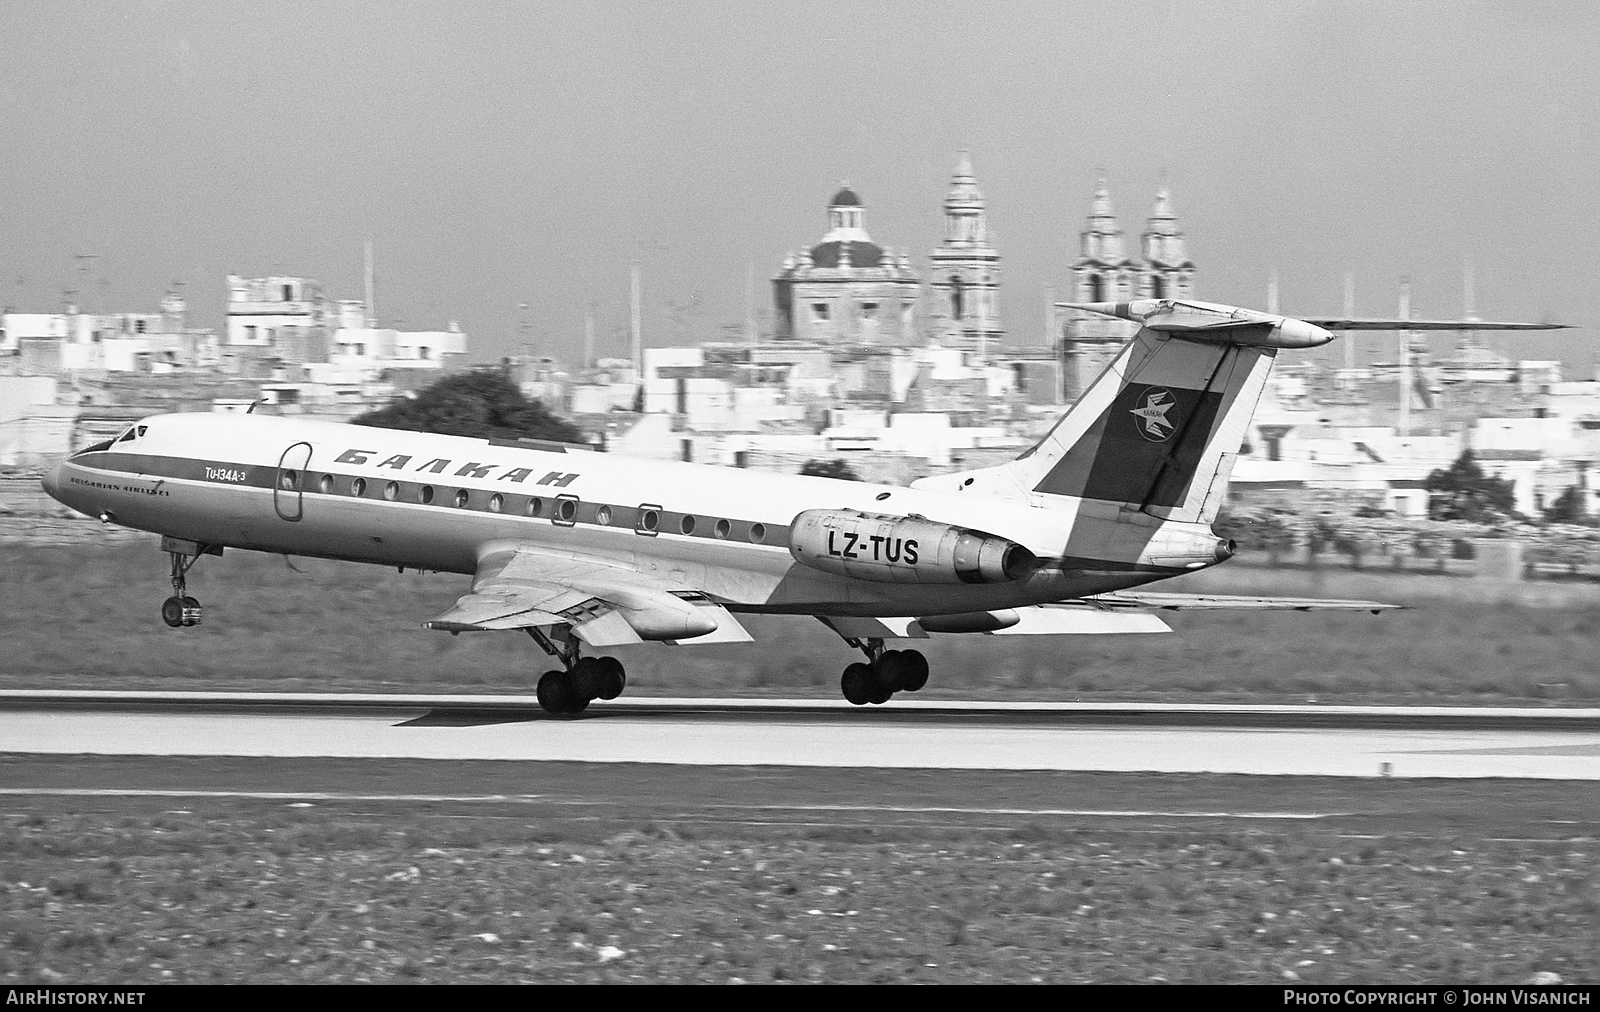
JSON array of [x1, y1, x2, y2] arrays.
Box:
[[744, 264, 758, 345], [364, 240, 376, 327], [584, 300, 597, 370], [1463, 258, 1480, 352], [73, 254, 98, 313], [1045, 281, 1057, 348], [630, 258, 642, 380], [1398, 277, 1413, 438], [1343, 272, 1355, 373]]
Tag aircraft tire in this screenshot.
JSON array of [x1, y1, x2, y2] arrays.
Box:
[[874, 650, 928, 694], [181, 596, 202, 627], [160, 596, 184, 628], [841, 662, 875, 705], [537, 669, 578, 715], [867, 651, 901, 703], [594, 656, 626, 700], [570, 657, 604, 701], [897, 649, 929, 692]]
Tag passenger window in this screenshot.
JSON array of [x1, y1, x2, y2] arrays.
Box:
[[454, 489, 469, 508], [420, 486, 434, 504], [527, 497, 544, 517], [714, 519, 731, 539], [556, 498, 578, 523], [319, 474, 333, 494], [489, 493, 503, 513], [750, 522, 767, 543], [384, 481, 399, 500], [352, 478, 367, 496], [680, 515, 697, 535], [596, 505, 612, 525], [280, 470, 298, 491]]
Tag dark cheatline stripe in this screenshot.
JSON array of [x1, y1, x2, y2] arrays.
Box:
[[70, 452, 791, 546], [75, 451, 276, 489]]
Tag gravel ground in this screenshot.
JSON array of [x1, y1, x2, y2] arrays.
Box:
[[2, 803, 1596, 984]]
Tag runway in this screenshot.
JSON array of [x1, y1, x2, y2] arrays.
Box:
[[3, 692, 1598, 779]]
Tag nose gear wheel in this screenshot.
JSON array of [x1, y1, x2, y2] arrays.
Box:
[[160, 548, 205, 628]]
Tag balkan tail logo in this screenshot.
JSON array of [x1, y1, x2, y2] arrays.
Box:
[[1034, 382, 1223, 507], [1129, 387, 1177, 441]]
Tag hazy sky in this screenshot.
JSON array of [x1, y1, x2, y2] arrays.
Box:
[[2, 1, 1596, 370]]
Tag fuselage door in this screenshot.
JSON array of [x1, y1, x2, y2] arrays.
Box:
[[274, 441, 313, 522]]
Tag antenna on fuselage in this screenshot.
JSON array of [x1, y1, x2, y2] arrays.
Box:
[[246, 398, 266, 414]]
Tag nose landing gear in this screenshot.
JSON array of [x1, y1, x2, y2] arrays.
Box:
[[160, 546, 205, 628], [527, 628, 627, 716], [839, 639, 929, 706]]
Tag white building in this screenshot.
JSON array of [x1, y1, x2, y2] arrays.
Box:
[[0, 375, 74, 465], [225, 275, 333, 352], [2, 291, 219, 373]]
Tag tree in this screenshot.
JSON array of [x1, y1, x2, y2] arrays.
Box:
[[1215, 508, 1298, 560], [1543, 485, 1593, 525], [354, 369, 583, 443], [1423, 451, 1519, 522], [799, 458, 861, 481]]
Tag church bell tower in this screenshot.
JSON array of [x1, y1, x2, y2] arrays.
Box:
[[927, 151, 1003, 358]]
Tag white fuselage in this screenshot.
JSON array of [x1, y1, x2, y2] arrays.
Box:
[[43, 412, 1220, 617]]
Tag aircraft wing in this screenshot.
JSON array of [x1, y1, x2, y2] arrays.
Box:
[[819, 604, 1173, 640], [1082, 590, 1402, 613], [424, 544, 752, 646], [817, 590, 1400, 641]]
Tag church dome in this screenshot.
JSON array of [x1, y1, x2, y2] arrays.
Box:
[[829, 186, 862, 207], [808, 239, 883, 268]]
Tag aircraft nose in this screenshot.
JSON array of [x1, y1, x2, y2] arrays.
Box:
[[40, 463, 62, 502]]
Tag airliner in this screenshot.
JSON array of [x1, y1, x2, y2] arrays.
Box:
[[41, 299, 1559, 714]]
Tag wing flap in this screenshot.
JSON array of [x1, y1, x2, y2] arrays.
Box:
[[425, 595, 569, 632], [818, 606, 1171, 640], [424, 542, 752, 644], [981, 605, 1171, 635]]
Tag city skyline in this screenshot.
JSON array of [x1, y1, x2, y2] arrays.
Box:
[[2, 1, 1594, 370]]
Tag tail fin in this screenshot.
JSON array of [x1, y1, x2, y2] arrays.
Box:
[[915, 300, 1329, 523]]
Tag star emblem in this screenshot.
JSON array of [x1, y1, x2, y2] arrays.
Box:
[[1130, 387, 1177, 441]]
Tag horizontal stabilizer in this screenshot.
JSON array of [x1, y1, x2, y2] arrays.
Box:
[[1060, 299, 1332, 348], [1084, 591, 1402, 613], [1298, 318, 1569, 332]]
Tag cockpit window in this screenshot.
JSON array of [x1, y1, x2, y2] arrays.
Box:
[[136, 426, 147, 437], [73, 438, 117, 456], [118, 428, 137, 442]]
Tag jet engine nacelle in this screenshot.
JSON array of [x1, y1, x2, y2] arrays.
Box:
[[788, 509, 1036, 585]]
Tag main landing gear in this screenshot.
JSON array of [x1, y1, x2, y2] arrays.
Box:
[[161, 547, 204, 628], [839, 639, 928, 706], [526, 628, 627, 716]]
